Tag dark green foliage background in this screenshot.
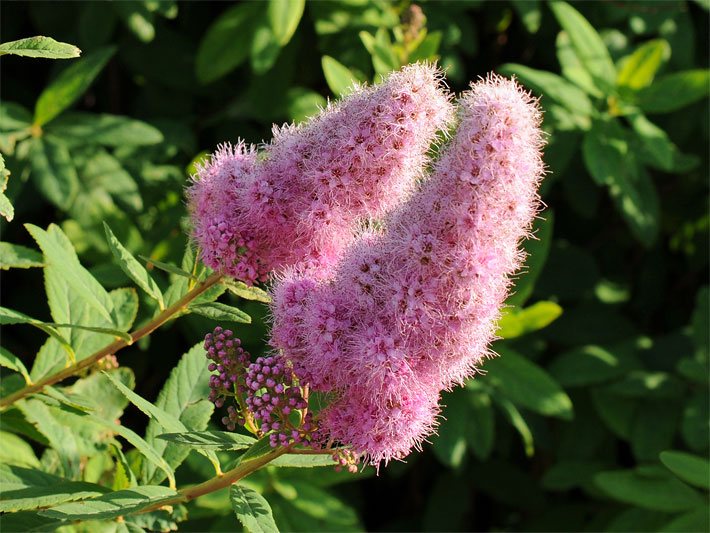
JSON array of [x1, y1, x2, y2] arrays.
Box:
[[1, 1, 708, 531]]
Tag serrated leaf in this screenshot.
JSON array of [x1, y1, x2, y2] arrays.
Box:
[[34, 46, 115, 126], [549, 1, 616, 89], [195, 2, 262, 84], [109, 443, 137, 491], [47, 112, 163, 146], [268, 0, 304, 45], [222, 278, 271, 303], [595, 467, 704, 512], [110, 288, 139, 332], [70, 367, 135, 421], [617, 39, 670, 90], [17, 399, 82, 479], [230, 484, 279, 533], [484, 347, 573, 420], [270, 454, 337, 468], [104, 223, 163, 309], [189, 302, 251, 324], [87, 414, 175, 488], [39, 486, 177, 521], [143, 344, 218, 484], [29, 137, 79, 210], [0, 464, 108, 512], [321, 55, 359, 97], [0, 242, 43, 270], [496, 301, 563, 339], [0, 306, 74, 352], [156, 431, 256, 451], [27, 223, 116, 325], [0, 346, 31, 384], [0, 430, 40, 468], [0, 36, 81, 59], [637, 69, 710, 114], [659, 451, 710, 489]]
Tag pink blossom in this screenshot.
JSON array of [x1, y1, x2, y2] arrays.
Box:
[[271, 74, 545, 465], [188, 64, 452, 284]]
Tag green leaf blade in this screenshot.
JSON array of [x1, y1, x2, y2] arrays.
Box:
[[34, 46, 115, 126], [230, 484, 279, 533], [0, 36, 81, 59]]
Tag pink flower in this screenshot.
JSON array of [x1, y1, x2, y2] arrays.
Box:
[[271, 74, 546, 465], [188, 64, 453, 284]]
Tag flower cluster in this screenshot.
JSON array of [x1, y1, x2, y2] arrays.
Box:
[[244, 355, 317, 448], [188, 63, 453, 285], [204, 327, 250, 424], [270, 74, 546, 465]]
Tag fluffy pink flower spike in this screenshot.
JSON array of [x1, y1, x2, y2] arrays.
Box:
[[187, 63, 453, 284], [271, 74, 546, 465]]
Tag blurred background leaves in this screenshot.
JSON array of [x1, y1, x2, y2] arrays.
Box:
[[1, 0, 708, 531]]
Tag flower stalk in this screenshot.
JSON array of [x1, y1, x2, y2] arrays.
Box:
[[0, 273, 223, 409]]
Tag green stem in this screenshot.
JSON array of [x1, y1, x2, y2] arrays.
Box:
[[0, 273, 223, 409]]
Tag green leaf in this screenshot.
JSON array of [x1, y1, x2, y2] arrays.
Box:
[[0, 306, 74, 351], [432, 388, 470, 468], [114, 1, 155, 43], [139, 256, 194, 279], [549, 1, 616, 89], [465, 390, 495, 461], [29, 137, 79, 210], [0, 102, 33, 131], [109, 443, 137, 491], [659, 451, 710, 490], [70, 367, 135, 421], [556, 31, 601, 98], [156, 431, 256, 451], [0, 154, 13, 222], [143, 344, 219, 484], [507, 212, 554, 307], [268, 0, 305, 46], [34, 46, 115, 126], [0, 464, 109, 512], [26, 223, 116, 324], [276, 480, 359, 527], [0, 347, 31, 384], [47, 112, 163, 146], [511, 0, 541, 33], [582, 119, 659, 246], [239, 435, 277, 465], [628, 112, 698, 173], [594, 466, 704, 512], [286, 87, 327, 124], [498, 63, 593, 124], [360, 29, 399, 76], [637, 69, 710, 114], [617, 39, 670, 90], [321, 55, 359, 97], [222, 278, 271, 303], [484, 347, 574, 420], [39, 486, 177, 521], [270, 454, 337, 468], [104, 223, 164, 309], [189, 302, 251, 324], [0, 431, 40, 468], [0, 242, 43, 270], [494, 395, 534, 457], [110, 288, 139, 332], [661, 506, 710, 532], [549, 345, 631, 387], [195, 2, 262, 84], [83, 150, 143, 211], [496, 301, 563, 339], [0, 36, 81, 59], [88, 414, 175, 488], [542, 461, 607, 491], [17, 398, 82, 478], [606, 371, 684, 399], [230, 484, 279, 533], [409, 31, 442, 63]]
